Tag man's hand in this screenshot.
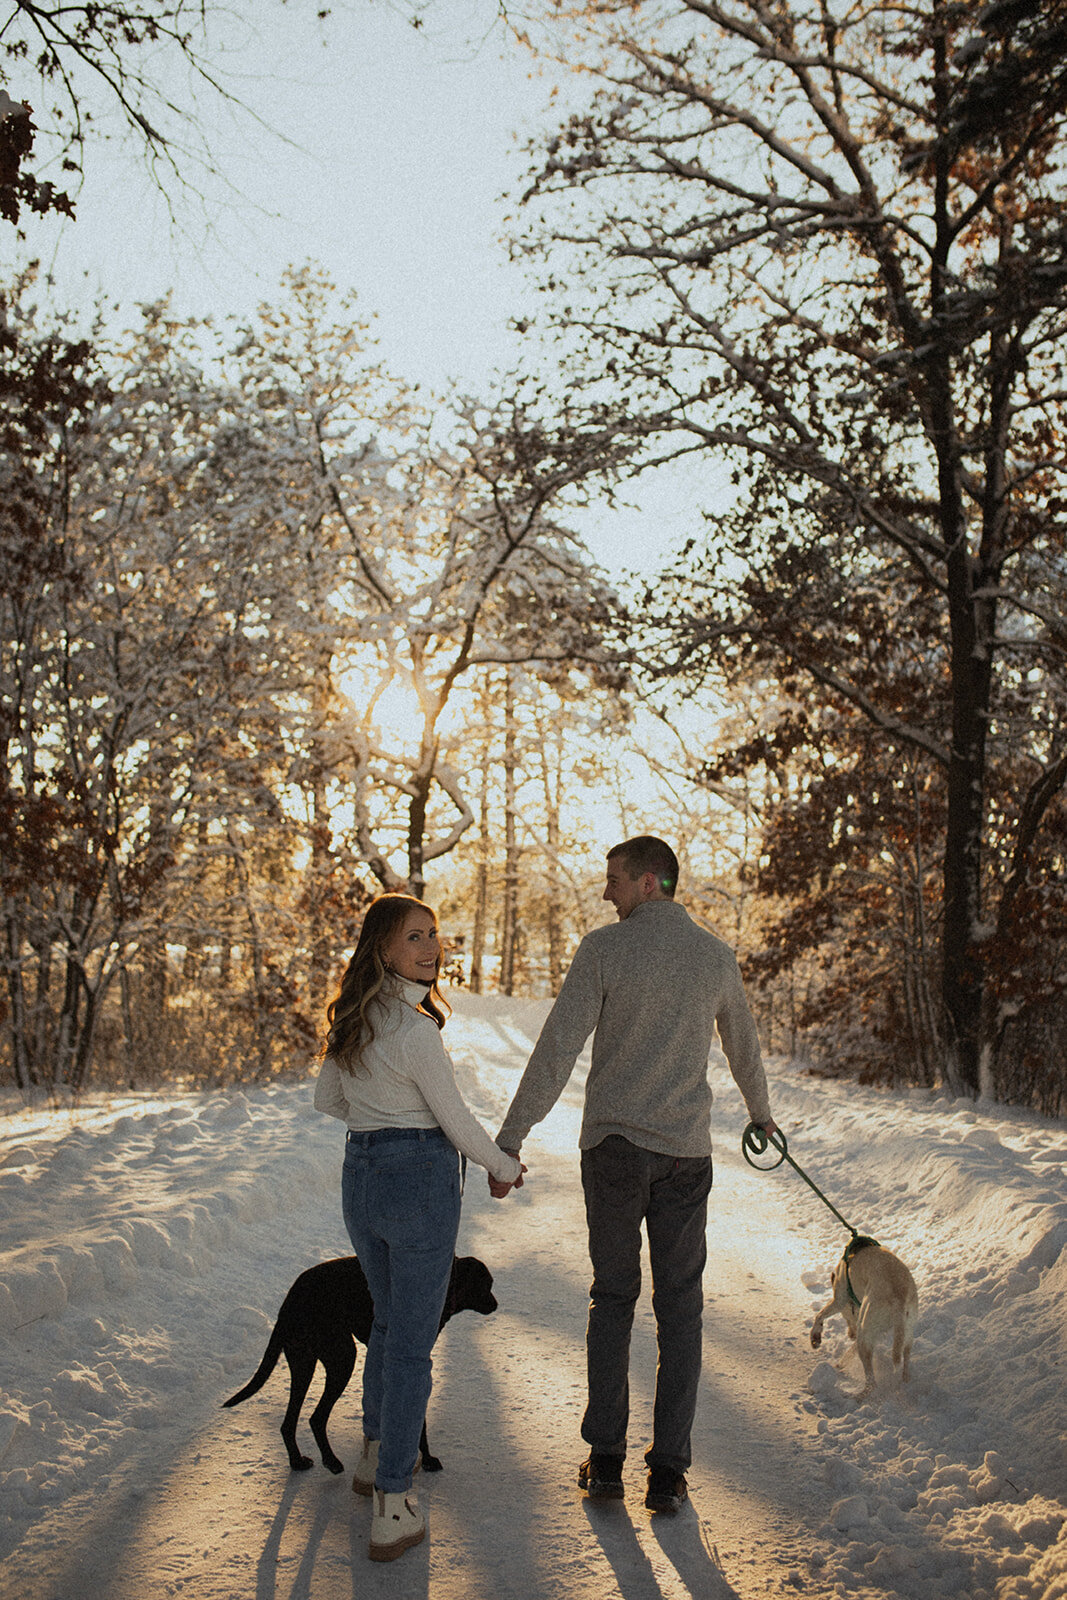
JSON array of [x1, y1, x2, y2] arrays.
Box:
[[489, 1151, 526, 1199]]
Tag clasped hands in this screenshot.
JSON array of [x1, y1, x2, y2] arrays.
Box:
[[488, 1149, 526, 1200]]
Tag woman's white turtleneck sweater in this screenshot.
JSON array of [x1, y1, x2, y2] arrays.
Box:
[[313, 977, 521, 1186]]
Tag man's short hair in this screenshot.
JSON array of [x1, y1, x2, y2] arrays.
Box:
[[606, 835, 679, 897]]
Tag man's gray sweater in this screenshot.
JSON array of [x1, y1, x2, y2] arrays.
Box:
[[496, 899, 772, 1159]]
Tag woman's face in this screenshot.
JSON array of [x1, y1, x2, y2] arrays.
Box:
[[383, 908, 440, 986]]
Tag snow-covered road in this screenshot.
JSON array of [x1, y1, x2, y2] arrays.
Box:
[[1, 991, 1064, 1599]]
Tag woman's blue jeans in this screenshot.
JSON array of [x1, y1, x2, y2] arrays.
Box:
[[341, 1127, 461, 1493]]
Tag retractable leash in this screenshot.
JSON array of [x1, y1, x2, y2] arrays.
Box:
[[742, 1123, 880, 1307]]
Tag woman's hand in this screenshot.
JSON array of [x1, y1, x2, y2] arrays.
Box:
[[489, 1154, 527, 1199]]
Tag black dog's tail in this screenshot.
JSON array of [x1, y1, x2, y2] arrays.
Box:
[[222, 1325, 285, 1409]]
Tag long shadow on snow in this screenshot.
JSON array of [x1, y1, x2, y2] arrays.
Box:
[[582, 1500, 745, 1600], [473, 1248, 823, 1528], [437, 1306, 751, 1600]]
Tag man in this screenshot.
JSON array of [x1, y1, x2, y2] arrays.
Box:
[[491, 835, 777, 1514]]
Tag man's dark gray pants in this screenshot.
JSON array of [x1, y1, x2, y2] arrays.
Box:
[[580, 1134, 713, 1475]]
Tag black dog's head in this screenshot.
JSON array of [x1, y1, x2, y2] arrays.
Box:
[[439, 1255, 497, 1328]]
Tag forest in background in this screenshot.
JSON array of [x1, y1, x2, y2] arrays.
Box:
[[2, 0, 1065, 1115]]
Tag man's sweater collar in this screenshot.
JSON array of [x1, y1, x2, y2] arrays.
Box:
[[626, 898, 687, 922]]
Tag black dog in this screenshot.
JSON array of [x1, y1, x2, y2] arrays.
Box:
[[222, 1254, 497, 1474]]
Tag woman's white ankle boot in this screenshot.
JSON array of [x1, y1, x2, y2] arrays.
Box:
[[369, 1489, 425, 1561], [351, 1437, 379, 1496]]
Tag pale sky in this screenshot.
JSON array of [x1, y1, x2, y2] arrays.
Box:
[[6, 1, 706, 584]]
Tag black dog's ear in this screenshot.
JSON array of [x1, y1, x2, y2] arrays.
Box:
[[456, 1257, 494, 1293]]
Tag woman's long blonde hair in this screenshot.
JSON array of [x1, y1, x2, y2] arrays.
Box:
[[324, 894, 450, 1074]]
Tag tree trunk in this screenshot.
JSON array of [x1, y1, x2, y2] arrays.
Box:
[[141, 925, 168, 1041], [120, 963, 138, 1085], [3, 912, 33, 1090], [69, 974, 100, 1094], [53, 946, 82, 1091], [307, 767, 333, 1017], [940, 540, 996, 1096], [540, 731, 564, 992], [407, 719, 442, 900], [408, 770, 430, 901], [499, 672, 519, 996], [228, 828, 269, 1073], [469, 696, 493, 995], [182, 816, 211, 985], [32, 937, 52, 1086]]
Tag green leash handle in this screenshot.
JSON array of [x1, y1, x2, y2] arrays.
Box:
[[742, 1122, 859, 1238], [741, 1123, 789, 1170]]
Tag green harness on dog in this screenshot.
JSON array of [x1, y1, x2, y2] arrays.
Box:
[[841, 1233, 881, 1308]]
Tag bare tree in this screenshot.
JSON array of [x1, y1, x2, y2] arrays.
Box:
[[0, 0, 342, 229], [0, 284, 342, 1091], [513, 0, 1067, 1097], [321, 396, 632, 896]]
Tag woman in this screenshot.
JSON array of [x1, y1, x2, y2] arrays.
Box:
[[314, 894, 524, 1563]]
